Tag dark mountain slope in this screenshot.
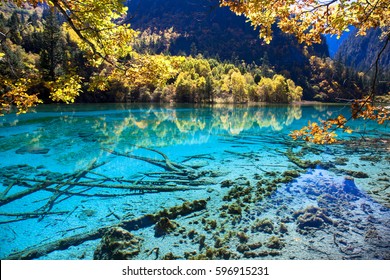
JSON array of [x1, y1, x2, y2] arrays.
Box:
[[336, 28, 390, 72], [127, 0, 329, 76]]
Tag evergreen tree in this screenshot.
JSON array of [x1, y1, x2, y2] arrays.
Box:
[[7, 11, 22, 45], [39, 8, 65, 81]]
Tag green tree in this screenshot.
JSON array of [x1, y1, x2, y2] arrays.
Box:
[[7, 11, 22, 44], [39, 8, 64, 81]]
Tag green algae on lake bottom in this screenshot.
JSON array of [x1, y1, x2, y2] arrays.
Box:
[[0, 104, 389, 260]]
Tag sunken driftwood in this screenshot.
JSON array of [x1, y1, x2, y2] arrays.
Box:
[[0, 145, 215, 222]]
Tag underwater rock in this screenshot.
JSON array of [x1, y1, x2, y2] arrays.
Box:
[[243, 251, 261, 258], [293, 206, 333, 233], [154, 217, 177, 237], [94, 227, 142, 260], [361, 203, 374, 214], [15, 146, 50, 155], [251, 218, 274, 234], [78, 209, 96, 221], [363, 226, 387, 247], [318, 193, 338, 206], [266, 236, 285, 249], [214, 237, 223, 248], [207, 219, 217, 229]]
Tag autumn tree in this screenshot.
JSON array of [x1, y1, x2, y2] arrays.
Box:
[[1, 0, 137, 114], [220, 0, 389, 45], [221, 0, 389, 143]]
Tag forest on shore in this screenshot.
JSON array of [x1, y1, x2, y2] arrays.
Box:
[[0, 1, 389, 116]]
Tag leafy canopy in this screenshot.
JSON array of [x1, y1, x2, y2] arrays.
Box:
[[3, 0, 137, 62], [1, 0, 138, 114], [220, 0, 390, 44]]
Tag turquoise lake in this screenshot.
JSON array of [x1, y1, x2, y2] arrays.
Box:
[[0, 103, 389, 259]]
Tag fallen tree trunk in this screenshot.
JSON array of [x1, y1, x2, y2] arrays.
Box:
[[16, 178, 200, 192]]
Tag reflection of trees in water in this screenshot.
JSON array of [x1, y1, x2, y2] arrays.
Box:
[[95, 105, 309, 148], [1, 105, 340, 162]]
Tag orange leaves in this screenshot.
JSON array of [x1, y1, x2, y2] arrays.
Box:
[[352, 97, 390, 125], [290, 114, 351, 144], [328, 115, 348, 129], [291, 97, 390, 145]]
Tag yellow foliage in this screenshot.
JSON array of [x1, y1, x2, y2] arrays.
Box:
[[47, 74, 83, 103], [221, 0, 389, 44], [0, 77, 42, 115], [290, 115, 352, 144], [352, 97, 390, 125]]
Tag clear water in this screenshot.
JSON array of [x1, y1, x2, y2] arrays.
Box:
[[0, 103, 389, 259]]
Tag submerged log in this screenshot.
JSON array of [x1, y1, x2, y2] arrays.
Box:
[[104, 146, 196, 174], [0, 211, 70, 224], [6, 199, 207, 260], [15, 178, 200, 192]]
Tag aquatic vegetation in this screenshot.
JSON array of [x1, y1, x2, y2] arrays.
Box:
[[154, 217, 178, 237], [266, 236, 285, 249], [94, 227, 142, 260], [334, 157, 349, 166], [251, 218, 275, 234], [163, 252, 181, 260], [237, 231, 249, 243], [220, 179, 234, 188], [293, 206, 334, 233], [339, 169, 369, 179], [279, 223, 288, 234], [227, 203, 242, 215]]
